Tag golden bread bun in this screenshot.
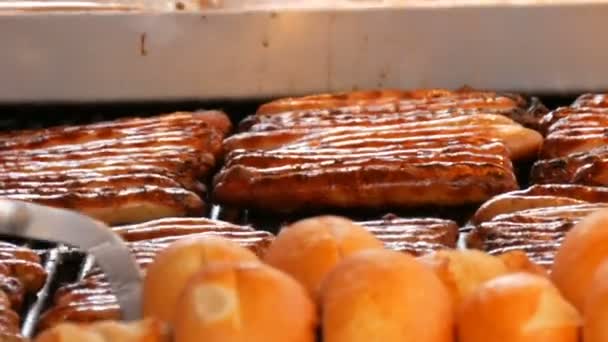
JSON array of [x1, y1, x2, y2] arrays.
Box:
[[320, 249, 453, 342], [498, 250, 548, 276], [419, 249, 509, 308], [264, 215, 384, 297], [34, 318, 169, 342], [174, 262, 317, 342], [419, 249, 547, 309], [143, 236, 258, 323], [552, 209, 608, 311], [583, 260, 608, 342], [458, 273, 580, 342]]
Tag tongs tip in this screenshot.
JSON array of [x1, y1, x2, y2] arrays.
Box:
[[0, 200, 29, 235]]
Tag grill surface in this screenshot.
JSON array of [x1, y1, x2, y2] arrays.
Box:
[[0, 94, 580, 338]]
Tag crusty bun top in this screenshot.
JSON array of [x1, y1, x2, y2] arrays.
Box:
[[174, 262, 317, 342], [419, 249, 510, 307], [320, 249, 453, 342], [552, 208, 608, 311], [584, 259, 608, 342], [264, 215, 384, 298], [458, 273, 580, 342], [143, 236, 259, 323], [419, 249, 547, 309]]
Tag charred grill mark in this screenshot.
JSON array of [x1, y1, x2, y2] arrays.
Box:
[[360, 216, 458, 255], [0, 111, 231, 225], [214, 161, 518, 212], [470, 183, 608, 268], [0, 111, 231, 143], [256, 89, 526, 115], [535, 98, 608, 188], [217, 90, 543, 212]]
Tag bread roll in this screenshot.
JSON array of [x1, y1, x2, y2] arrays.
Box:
[[420, 249, 547, 309], [174, 262, 317, 342], [552, 209, 608, 311], [583, 260, 608, 342], [458, 273, 580, 342], [320, 249, 453, 342], [264, 215, 383, 298], [498, 250, 548, 277], [143, 236, 258, 323], [34, 318, 169, 342], [419, 249, 508, 308]]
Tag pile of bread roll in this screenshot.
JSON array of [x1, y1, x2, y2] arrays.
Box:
[[35, 211, 608, 342]]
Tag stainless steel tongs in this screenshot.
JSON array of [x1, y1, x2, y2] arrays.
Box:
[[0, 199, 142, 321]]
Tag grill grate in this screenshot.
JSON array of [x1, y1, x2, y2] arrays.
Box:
[[0, 94, 580, 338], [20, 249, 60, 338]]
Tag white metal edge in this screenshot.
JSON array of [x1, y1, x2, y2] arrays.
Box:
[[0, 4, 607, 103]]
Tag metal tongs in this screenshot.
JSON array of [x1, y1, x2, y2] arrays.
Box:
[[0, 199, 142, 321]]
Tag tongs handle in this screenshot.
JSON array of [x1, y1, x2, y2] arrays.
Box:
[[0, 200, 142, 321]]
